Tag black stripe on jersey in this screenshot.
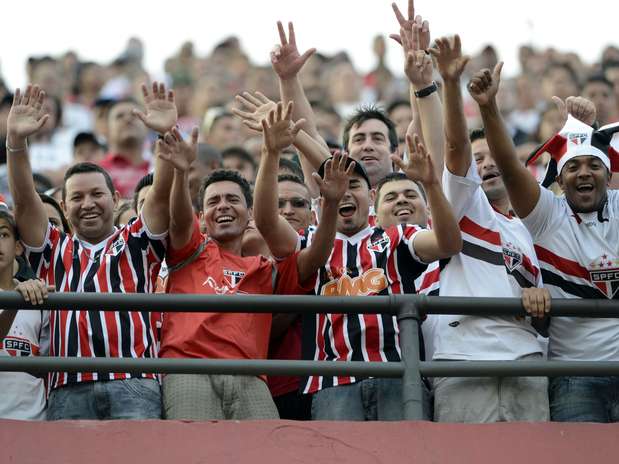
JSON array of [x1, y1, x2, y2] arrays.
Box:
[[141, 312, 154, 357], [51, 313, 61, 388], [509, 269, 535, 289], [127, 234, 147, 292], [81, 252, 108, 379], [66, 310, 79, 384], [461, 240, 504, 266], [345, 242, 364, 363], [380, 314, 401, 362], [541, 269, 607, 299], [320, 317, 335, 389], [69, 240, 83, 292], [395, 241, 427, 293]]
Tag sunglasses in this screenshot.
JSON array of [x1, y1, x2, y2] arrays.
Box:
[[278, 197, 310, 209]]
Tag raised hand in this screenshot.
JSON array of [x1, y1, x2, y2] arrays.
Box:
[[468, 62, 504, 107], [392, 134, 438, 186], [429, 35, 470, 82], [261, 101, 305, 155], [312, 151, 355, 204], [157, 127, 199, 173], [552, 95, 597, 127], [390, 0, 430, 51], [232, 91, 277, 132], [403, 40, 433, 88], [6, 85, 50, 140], [271, 21, 316, 81], [133, 81, 178, 134]]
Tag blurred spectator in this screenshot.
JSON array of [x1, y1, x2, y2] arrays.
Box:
[[114, 199, 137, 227], [222, 146, 257, 182], [278, 158, 304, 180], [541, 63, 580, 101], [201, 108, 243, 151], [581, 75, 619, 125], [387, 99, 412, 155], [189, 143, 222, 210], [73, 132, 105, 165]]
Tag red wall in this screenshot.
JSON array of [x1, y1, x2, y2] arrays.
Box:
[[1, 419, 618, 464]]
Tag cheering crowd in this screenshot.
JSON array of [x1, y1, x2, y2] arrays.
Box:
[[0, 0, 618, 424]]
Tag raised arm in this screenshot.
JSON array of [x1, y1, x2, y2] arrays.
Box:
[[390, 0, 445, 171], [253, 102, 305, 258], [467, 64, 541, 217], [156, 128, 199, 250], [429, 35, 471, 176], [6, 86, 52, 247], [133, 82, 178, 234], [296, 152, 354, 282], [392, 134, 462, 262]]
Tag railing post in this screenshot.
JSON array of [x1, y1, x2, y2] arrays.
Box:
[[396, 296, 423, 420]]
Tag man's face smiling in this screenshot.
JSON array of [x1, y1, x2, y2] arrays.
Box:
[[376, 179, 428, 228], [557, 155, 611, 213], [335, 173, 371, 236], [347, 119, 394, 187], [62, 172, 118, 244], [201, 180, 250, 244], [473, 138, 507, 202]]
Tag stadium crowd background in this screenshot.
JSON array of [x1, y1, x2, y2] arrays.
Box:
[[0, 0, 618, 424]]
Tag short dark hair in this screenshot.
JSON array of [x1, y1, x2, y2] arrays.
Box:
[[278, 174, 308, 189], [73, 132, 101, 149], [39, 193, 71, 233], [0, 208, 18, 240], [386, 99, 411, 116], [342, 105, 398, 153], [469, 128, 487, 144], [198, 169, 253, 211], [63, 162, 115, 200], [374, 172, 426, 210], [107, 98, 140, 122], [278, 158, 304, 181], [222, 146, 256, 166], [543, 62, 580, 89], [133, 172, 154, 212], [584, 74, 614, 91]]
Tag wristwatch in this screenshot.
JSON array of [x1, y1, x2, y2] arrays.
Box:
[[414, 81, 438, 99]]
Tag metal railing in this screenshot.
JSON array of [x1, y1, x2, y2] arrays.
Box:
[[1, 293, 618, 420]]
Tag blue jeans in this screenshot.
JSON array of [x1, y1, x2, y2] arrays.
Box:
[[549, 376, 619, 423], [47, 378, 162, 420], [311, 378, 431, 421]]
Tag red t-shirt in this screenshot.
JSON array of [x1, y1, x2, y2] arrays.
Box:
[[159, 218, 314, 362], [267, 318, 303, 397], [98, 152, 150, 198]]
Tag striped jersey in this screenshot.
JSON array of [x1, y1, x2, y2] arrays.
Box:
[[24, 215, 166, 390], [431, 164, 543, 361], [522, 187, 619, 361], [298, 224, 427, 394]]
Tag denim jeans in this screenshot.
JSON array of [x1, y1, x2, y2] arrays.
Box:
[[549, 376, 619, 423], [311, 378, 431, 421], [47, 378, 162, 420]]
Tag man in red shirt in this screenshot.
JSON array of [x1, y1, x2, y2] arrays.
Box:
[[158, 102, 353, 420]]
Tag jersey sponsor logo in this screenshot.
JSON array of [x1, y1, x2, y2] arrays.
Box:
[[367, 235, 391, 253], [502, 241, 523, 272], [223, 269, 245, 288], [202, 276, 234, 295], [2, 336, 38, 356], [321, 268, 388, 296], [588, 255, 619, 299]]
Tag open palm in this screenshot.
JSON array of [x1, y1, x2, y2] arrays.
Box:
[[134, 82, 177, 134], [7, 86, 49, 139], [429, 35, 469, 82]]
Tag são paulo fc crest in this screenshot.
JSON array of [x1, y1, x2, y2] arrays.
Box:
[[223, 269, 246, 288], [367, 235, 390, 253], [588, 256, 619, 299], [2, 336, 36, 357], [568, 132, 588, 145], [502, 241, 523, 272]]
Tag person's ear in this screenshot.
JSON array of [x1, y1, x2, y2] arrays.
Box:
[[199, 211, 206, 234], [113, 190, 121, 208], [369, 188, 376, 204], [555, 174, 564, 190], [15, 241, 24, 257]]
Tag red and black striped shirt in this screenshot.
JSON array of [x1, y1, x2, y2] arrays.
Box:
[[24, 216, 166, 391]]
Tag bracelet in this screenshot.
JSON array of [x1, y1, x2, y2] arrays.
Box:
[[5, 139, 28, 153], [414, 81, 438, 99]]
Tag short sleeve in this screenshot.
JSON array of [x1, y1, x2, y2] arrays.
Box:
[[397, 224, 429, 264], [442, 162, 482, 221], [520, 187, 564, 239], [274, 252, 316, 295], [128, 211, 168, 241], [22, 222, 63, 281], [166, 217, 204, 267]]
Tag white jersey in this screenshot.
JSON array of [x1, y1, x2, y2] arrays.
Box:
[[431, 164, 543, 361], [0, 309, 49, 420], [522, 187, 619, 361]]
